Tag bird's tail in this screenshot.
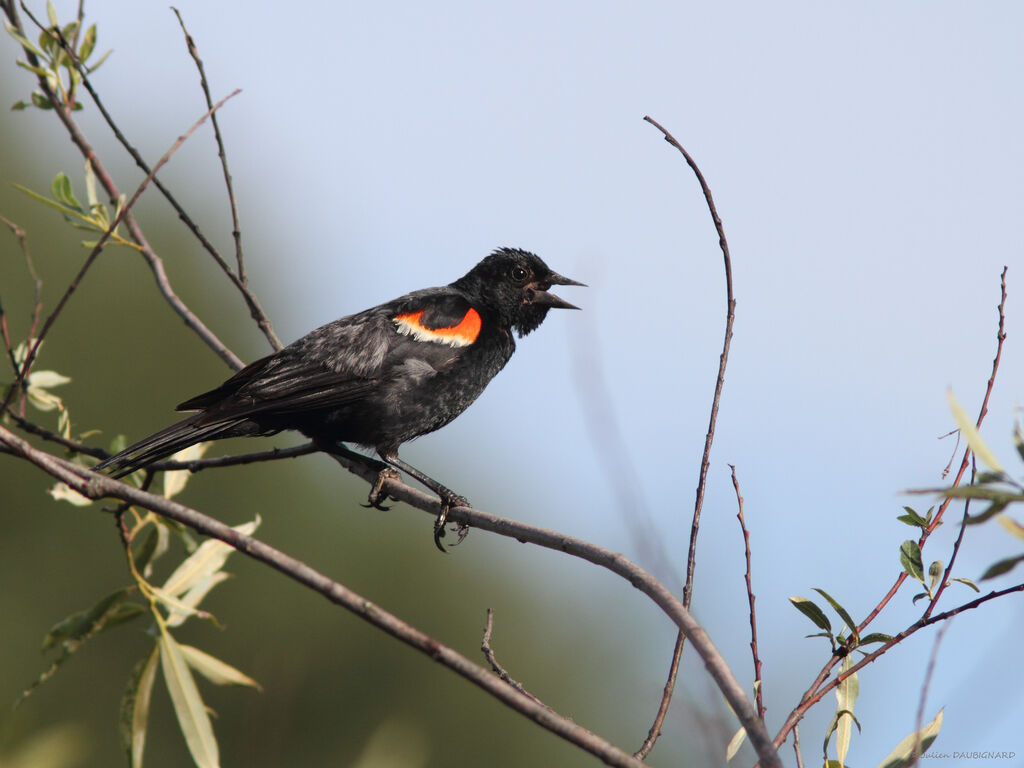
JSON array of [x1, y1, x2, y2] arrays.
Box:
[[93, 414, 247, 478]]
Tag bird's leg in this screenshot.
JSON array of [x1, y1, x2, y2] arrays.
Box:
[[317, 441, 396, 510], [378, 451, 469, 552]]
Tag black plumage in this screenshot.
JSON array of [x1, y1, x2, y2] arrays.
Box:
[[94, 247, 583, 548]]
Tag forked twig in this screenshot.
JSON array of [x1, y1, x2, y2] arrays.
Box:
[[634, 115, 739, 759]]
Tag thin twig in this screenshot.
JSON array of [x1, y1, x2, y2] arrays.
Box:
[[731, 464, 764, 719], [481, 609, 549, 708], [909, 619, 953, 767], [924, 267, 1008, 618], [5, 3, 245, 371], [773, 267, 1010, 748], [0, 86, 243, 416], [2, 419, 784, 768], [170, 10, 248, 284], [0, 423, 648, 768], [792, 725, 804, 768], [636, 114, 739, 759], [32, 6, 282, 354]]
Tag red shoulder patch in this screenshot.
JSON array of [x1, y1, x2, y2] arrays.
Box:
[[394, 307, 482, 347]]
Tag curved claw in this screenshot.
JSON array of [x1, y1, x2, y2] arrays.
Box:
[[432, 493, 469, 553], [366, 467, 401, 511]]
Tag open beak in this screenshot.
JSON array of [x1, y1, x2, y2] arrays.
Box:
[[529, 272, 586, 310]]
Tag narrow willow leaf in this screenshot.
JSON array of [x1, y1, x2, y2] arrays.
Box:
[[790, 596, 832, 632], [163, 443, 209, 499], [835, 656, 859, 766], [725, 725, 746, 761], [951, 577, 979, 593], [966, 499, 1012, 525], [897, 506, 927, 527], [161, 516, 260, 597], [79, 23, 96, 61], [51, 172, 82, 211], [947, 390, 1004, 473], [997, 515, 1024, 540], [164, 572, 229, 628], [876, 708, 943, 768], [159, 628, 220, 768], [4, 19, 47, 56], [180, 645, 261, 689], [120, 646, 159, 768], [42, 587, 134, 650], [46, 0, 58, 28], [899, 540, 924, 582], [812, 588, 858, 636], [857, 633, 893, 646], [980, 554, 1024, 580]]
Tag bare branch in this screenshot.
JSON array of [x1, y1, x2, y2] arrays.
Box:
[[481, 609, 549, 708], [0, 422, 650, 768], [1, 84, 243, 417], [731, 464, 764, 719], [636, 114, 740, 759], [3, 3, 245, 371]]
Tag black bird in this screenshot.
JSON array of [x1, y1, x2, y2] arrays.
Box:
[[94, 247, 583, 549]]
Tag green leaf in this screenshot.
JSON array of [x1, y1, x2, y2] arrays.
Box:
[[876, 708, 943, 768], [79, 23, 97, 61], [4, 19, 47, 57], [159, 628, 220, 768], [86, 47, 113, 73], [51, 172, 82, 211], [897, 506, 927, 527], [857, 632, 893, 646], [952, 577, 979, 593], [928, 561, 944, 593], [813, 588, 858, 637], [179, 644, 261, 689], [120, 646, 159, 768], [980, 554, 1024, 580], [899, 540, 924, 582], [948, 389, 1004, 473], [15, 60, 51, 77], [46, 0, 59, 28], [31, 91, 54, 110], [11, 99, 31, 110], [966, 499, 1012, 525], [42, 587, 136, 650], [790, 596, 832, 632]]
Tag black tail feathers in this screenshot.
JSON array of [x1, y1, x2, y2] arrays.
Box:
[[93, 415, 247, 478]]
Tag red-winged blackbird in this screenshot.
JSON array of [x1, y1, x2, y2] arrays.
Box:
[[94, 247, 583, 549]]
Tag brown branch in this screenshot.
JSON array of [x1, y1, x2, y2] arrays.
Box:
[[481, 609, 549, 708], [924, 266, 1008, 618], [0, 83, 243, 416], [0, 422, 648, 768], [731, 465, 764, 719], [636, 114, 740, 760], [771, 266, 1010, 750], [1, 421, 783, 768], [322, 453, 782, 768], [4, 3, 245, 371], [771, 581, 1024, 751]]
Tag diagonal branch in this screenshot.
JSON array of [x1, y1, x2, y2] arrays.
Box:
[[3, 1, 245, 371], [0, 421, 646, 768], [0, 420, 784, 768]]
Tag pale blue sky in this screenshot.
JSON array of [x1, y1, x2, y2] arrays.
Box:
[[19, 2, 1024, 764]]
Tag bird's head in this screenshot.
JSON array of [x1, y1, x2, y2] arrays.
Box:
[[454, 247, 584, 336]]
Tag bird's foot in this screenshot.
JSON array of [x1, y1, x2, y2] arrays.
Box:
[[433, 491, 470, 552], [363, 467, 402, 511]]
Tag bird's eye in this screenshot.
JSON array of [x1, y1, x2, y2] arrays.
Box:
[[511, 266, 528, 282]]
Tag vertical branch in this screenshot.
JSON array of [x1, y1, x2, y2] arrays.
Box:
[[731, 464, 764, 718], [633, 115, 739, 760]]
